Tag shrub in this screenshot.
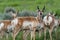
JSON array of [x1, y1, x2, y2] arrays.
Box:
[[17, 10, 37, 17], [3, 13, 13, 20], [3, 7, 17, 20]]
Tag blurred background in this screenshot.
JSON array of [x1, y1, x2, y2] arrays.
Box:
[[0, 0, 60, 40]]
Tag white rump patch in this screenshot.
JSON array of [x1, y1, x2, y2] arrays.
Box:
[[43, 16, 53, 25], [0, 23, 4, 30]]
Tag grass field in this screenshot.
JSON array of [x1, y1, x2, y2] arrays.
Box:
[[0, 0, 60, 40], [0, 0, 60, 13]]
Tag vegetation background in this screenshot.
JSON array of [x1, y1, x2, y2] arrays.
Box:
[[0, 0, 60, 40]]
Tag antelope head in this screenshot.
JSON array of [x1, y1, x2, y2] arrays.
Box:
[[43, 12, 53, 25], [37, 5, 45, 15]]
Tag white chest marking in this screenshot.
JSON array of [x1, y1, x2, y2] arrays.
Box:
[[0, 23, 4, 30], [43, 16, 53, 25]]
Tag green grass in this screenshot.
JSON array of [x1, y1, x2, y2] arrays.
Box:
[[0, 0, 60, 40], [0, 0, 60, 13], [1, 28, 60, 40]]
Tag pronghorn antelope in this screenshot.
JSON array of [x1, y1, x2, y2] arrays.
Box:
[[36, 5, 45, 38], [0, 18, 19, 40], [11, 8, 45, 40], [2, 12, 39, 40], [43, 12, 59, 40], [0, 20, 11, 39], [13, 16, 39, 40], [22, 6, 45, 40], [0, 9, 18, 40]]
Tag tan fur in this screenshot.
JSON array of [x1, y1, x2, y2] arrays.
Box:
[[0, 20, 11, 31], [0, 20, 11, 40], [13, 17, 39, 40], [0, 17, 38, 40], [44, 15, 59, 40]]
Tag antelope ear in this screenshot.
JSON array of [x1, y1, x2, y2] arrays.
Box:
[[48, 12, 51, 15], [42, 5, 45, 12], [53, 13, 56, 16], [54, 13, 57, 16], [52, 11, 56, 16], [37, 6, 40, 11], [37, 6, 39, 10]]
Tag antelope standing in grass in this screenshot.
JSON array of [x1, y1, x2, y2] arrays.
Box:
[[0, 9, 18, 40], [43, 12, 59, 40], [36, 6, 45, 38], [19, 16, 42, 40], [22, 6, 45, 40], [0, 20, 11, 39]]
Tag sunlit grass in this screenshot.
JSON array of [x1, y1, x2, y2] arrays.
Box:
[[0, 27, 60, 40], [0, 0, 60, 13], [0, 0, 60, 40]]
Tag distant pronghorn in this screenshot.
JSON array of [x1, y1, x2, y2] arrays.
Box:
[[0, 9, 18, 40], [43, 12, 59, 40], [0, 20, 11, 39]]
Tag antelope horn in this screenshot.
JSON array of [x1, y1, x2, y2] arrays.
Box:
[[37, 6, 39, 10], [53, 13, 55, 16], [37, 6, 40, 11], [42, 5, 45, 12]]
